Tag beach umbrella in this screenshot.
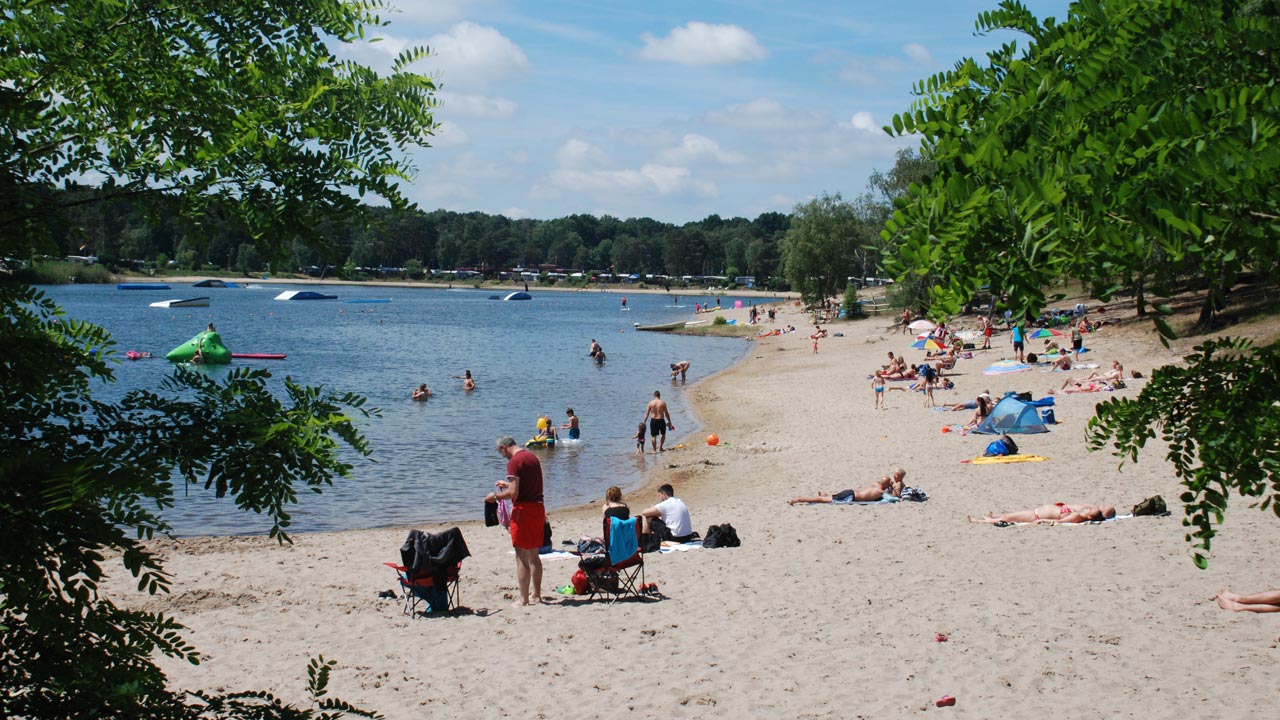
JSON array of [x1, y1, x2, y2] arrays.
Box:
[[911, 337, 946, 350], [908, 319, 936, 332], [983, 360, 1033, 376], [1028, 327, 1062, 339]]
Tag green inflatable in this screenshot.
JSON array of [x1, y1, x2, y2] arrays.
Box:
[[165, 330, 231, 364]]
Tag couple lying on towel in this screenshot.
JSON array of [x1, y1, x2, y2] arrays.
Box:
[[789, 468, 907, 504]]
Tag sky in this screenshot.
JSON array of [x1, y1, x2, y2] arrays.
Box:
[[345, 0, 1071, 223]]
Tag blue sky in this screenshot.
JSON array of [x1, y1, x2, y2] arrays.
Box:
[[347, 0, 1070, 223]]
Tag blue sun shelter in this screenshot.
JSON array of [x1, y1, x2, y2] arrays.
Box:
[[972, 396, 1049, 434]]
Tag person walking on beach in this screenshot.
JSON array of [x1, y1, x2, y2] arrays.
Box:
[[872, 370, 887, 410], [644, 391, 674, 453], [901, 307, 911, 334], [1011, 322, 1026, 363], [980, 315, 992, 350], [485, 436, 546, 607]]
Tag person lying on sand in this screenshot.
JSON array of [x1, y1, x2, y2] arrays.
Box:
[[1084, 360, 1124, 384], [968, 502, 1116, 525], [789, 468, 906, 505], [1052, 380, 1113, 394], [1212, 588, 1280, 614]]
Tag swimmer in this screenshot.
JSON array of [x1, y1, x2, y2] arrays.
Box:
[[412, 384, 431, 401]]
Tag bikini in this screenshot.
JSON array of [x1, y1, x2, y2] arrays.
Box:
[[1034, 502, 1074, 521]]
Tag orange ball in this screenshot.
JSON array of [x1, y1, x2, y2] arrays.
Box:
[[706, 434, 720, 446], [941, 426, 952, 433]]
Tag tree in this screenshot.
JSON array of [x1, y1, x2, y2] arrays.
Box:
[[884, 0, 1280, 563], [780, 193, 864, 302], [0, 0, 437, 715], [236, 242, 262, 275]]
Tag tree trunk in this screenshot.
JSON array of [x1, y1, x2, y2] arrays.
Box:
[[1135, 274, 1146, 317]]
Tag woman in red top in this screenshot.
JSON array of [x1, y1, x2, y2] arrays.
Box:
[[486, 436, 546, 607]]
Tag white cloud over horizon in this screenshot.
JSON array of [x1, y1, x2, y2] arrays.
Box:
[[423, 22, 529, 89], [639, 22, 767, 65], [437, 91, 517, 118]]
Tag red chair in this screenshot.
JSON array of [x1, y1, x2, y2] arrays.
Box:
[[579, 517, 649, 603], [384, 561, 461, 616]]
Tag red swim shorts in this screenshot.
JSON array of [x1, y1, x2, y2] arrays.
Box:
[[509, 502, 546, 549]]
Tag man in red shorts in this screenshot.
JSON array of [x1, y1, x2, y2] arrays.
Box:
[[486, 436, 545, 607]]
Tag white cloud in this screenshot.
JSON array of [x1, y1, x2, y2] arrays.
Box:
[[639, 22, 766, 65], [555, 139, 609, 168], [902, 42, 932, 65], [849, 111, 877, 132], [550, 164, 716, 198], [438, 91, 516, 118], [425, 22, 529, 89], [431, 121, 470, 147], [703, 98, 828, 131], [657, 133, 744, 165]]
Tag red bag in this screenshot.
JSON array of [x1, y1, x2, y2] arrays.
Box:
[[571, 569, 589, 595]]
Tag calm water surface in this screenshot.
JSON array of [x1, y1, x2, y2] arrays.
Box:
[[42, 283, 758, 535]]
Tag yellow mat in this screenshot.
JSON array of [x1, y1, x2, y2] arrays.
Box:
[[963, 454, 1050, 464]]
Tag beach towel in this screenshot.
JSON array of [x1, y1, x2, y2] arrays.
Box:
[[962, 454, 1050, 464], [608, 517, 639, 564], [832, 495, 901, 505], [658, 540, 703, 553], [997, 514, 1134, 527]]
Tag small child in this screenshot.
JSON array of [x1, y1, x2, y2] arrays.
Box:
[[872, 370, 886, 409], [633, 422, 646, 454]]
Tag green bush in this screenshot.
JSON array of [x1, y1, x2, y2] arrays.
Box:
[[842, 284, 866, 318], [14, 261, 114, 285], [713, 315, 728, 325]]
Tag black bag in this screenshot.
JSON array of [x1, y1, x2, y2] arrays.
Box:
[[1132, 495, 1168, 516], [484, 501, 499, 527], [1001, 433, 1019, 455], [1015, 391, 1033, 401], [702, 523, 741, 549]]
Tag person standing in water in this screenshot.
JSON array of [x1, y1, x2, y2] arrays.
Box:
[[561, 408, 580, 439], [453, 369, 476, 390], [621, 297, 627, 309], [643, 390, 675, 454]]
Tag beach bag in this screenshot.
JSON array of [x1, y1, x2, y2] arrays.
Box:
[[1132, 495, 1168, 516], [571, 569, 589, 595], [983, 434, 1019, 457], [702, 523, 741, 549]]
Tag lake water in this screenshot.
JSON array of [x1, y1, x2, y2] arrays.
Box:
[[40, 282, 757, 535]]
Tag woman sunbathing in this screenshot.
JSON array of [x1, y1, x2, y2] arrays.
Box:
[[1212, 587, 1280, 614], [962, 394, 993, 430], [968, 502, 1116, 525], [1052, 379, 1112, 394], [1084, 360, 1124, 384], [790, 469, 906, 505]]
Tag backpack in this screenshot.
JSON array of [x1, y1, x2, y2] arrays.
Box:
[[702, 523, 741, 549], [1132, 495, 1168, 516], [983, 433, 1020, 457]]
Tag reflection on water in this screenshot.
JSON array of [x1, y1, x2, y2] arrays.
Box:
[[42, 283, 759, 534]]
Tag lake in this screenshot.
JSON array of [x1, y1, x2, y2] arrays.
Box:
[[40, 282, 759, 535]]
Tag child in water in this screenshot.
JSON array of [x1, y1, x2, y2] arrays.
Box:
[[633, 422, 646, 455]]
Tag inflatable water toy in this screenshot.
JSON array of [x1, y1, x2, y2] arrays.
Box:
[[117, 283, 171, 290], [503, 291, 532, 301], [274, 290, 337, 300], [192, 279, 239, 288], [231, 353, 286, 360], [148, 297, 210, 308], [525, 435, 556, 448], [165, 330, 231, 364]]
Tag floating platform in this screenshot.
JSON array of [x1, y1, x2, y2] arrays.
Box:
[[503, 291, 532, 301], [192, 279, 239, 288], [274, 290, 337, 300], [149, 297, 210, 308]]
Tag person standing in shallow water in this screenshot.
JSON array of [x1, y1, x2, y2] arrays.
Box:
[[643, 390, 674, 453]]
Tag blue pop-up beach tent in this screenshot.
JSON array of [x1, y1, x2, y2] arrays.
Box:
[[972, 396, 1049, 434]]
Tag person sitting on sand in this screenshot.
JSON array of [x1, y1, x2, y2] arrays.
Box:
[[412, 383, 431, 400], [968, 502, 1117, 525], [789, 469, 907, 505], [1084, 360, 1124, 384], [962, 394, 993, 430], [1047, 353, 1073, 371], [637, 484, 697, 545], [1212, 588, 1280, 614]]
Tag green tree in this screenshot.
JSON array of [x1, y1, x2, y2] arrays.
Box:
[[236, 242, 261, 275], [885, 0, 1280, 563], [780, 193, 862, 302], [0, 0, 437, 715]]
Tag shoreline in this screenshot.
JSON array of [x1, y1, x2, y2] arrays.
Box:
[[101, 300, 1280, 718]]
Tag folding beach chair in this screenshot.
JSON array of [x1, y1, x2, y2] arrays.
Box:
[[578, 516, 649, 603], [385, 527, 470, 615]]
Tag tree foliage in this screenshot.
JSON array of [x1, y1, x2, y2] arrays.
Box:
[[1087, 338, 1280, 568], [884, 0, 1280, 564], [0, 0, 438, 714], [781, 192, 885, 302]]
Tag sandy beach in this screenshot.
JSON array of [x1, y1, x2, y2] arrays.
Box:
[[103, 300, 1280, 718]]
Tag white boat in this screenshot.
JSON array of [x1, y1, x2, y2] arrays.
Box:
[[149, 297, 211, 308], [635, 320, 687, 332]]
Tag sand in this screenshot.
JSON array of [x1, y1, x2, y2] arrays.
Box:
[[103, 300, 1279, 718]]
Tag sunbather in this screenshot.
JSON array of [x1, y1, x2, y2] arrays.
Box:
[[962, 394, 993, 430], [1052, 379, 1111, 394], [789, 469, 906, 505], [1212, 587, 1280, 614], [968, 502, 1116, 525], [1084, 360, 1124, 384]]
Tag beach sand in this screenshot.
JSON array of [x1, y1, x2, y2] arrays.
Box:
[[103, 301, 1279, 718]]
